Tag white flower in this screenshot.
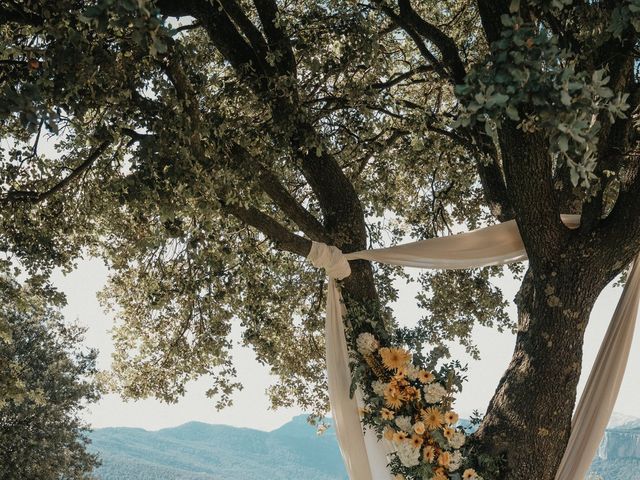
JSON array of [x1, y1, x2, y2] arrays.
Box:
[[371, 380, 387, 397], [449, 451, 463, 472], [423, 383, 447, 403], [404, 363, 419, 381], [449, 431, 466, 449], [395, 442, 421, 467], [356, 332, 379, 355], [395, 415, 412, 433]]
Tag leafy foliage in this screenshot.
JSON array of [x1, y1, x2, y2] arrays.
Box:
[[0, 271, 100, 480]]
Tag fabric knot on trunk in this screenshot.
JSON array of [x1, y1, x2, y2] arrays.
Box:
[[307, 241, 352, 280]]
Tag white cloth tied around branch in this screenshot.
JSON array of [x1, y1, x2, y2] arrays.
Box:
[[308, 214, 639, 480]]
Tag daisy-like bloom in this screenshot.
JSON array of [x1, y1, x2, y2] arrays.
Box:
[[384, 427, 396, 441], [393, 475, 405, 480], [423, 445, 436, 463], [417, 370, 435, 384], [445, 410, 459, 425], [356, 332, 379, 355], [463, 468, 478, 480], [405, 385, 421, 401], [443, 426, 455, 440], [438, 451, 451, 468], [379, 347, 411, 371], [422, 406, 444, 430], [381, 408, 395, 420], [384, 386, 404, 410], [433, 467, 448, 480], [393, 431, 409, 443], [409, 434, 423, 449], [413, 421, 426, 435]]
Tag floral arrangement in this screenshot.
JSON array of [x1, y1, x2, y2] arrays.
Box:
[[353, 331, 483, 480]]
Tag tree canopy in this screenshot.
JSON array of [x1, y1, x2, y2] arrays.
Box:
[[0, 271, 100, 479], [1, 1, 639, 478]]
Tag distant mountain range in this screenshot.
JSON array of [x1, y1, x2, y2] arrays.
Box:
[[88, 413, 640, 480]]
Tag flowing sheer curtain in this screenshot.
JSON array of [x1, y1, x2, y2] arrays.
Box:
[[308, 215, 639, 480]]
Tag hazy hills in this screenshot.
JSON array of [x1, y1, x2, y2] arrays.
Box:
[[89, 414, 640, 480]]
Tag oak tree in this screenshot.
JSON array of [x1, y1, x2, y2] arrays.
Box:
[[1, 1, 639, 478]]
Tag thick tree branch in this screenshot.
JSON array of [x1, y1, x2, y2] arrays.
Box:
[[396, 0, 467, 84], [475, 0, 511, 45], [252, 0, 297, 76], [227, 144, 331, 243], [220, 201, 312, 257]]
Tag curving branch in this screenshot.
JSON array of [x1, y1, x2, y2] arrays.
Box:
[[1, 141, 111, 205]]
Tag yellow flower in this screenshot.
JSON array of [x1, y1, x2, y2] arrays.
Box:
[[423, 445, 436, 463], [379, 347, 411, 371], [422, 406, 444, 430], [438, 451, 451, 468], [410, 434, 424, 449], [443, 426, 455, 440], [413, 421, 426, 435], [393, 475, 405, 480], [393, 431, 408, 443], [445, 410, 459, 425], [433, 467, 447, 480], [384, 386, 404, 410], [381, 408, 395, 420], [384, 427, 396, 441], [463, 468, 478, 479], [418, 370, 435, 383]]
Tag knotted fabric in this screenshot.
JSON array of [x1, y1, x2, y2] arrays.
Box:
[[308, 214, 639, 480]]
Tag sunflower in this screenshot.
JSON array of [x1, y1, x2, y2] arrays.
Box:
[[410, 434, 424, 449], [438, 451, 451, 468], [379, 347, 411, 371], [418, 370, 435, 384], [463, 469, 478, 480], [445, 410, 459, 425], [381, 408, 395, 420], [422, 406, 444, 430], [423, 445, 436, 463]]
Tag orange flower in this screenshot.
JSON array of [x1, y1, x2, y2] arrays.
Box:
[[422, 406, 444, 430], [410, 434, 424, 449], [433, 467, 447, 480], [438, 451, 451, 468], [393, 431, 408, 443], [413, 421, 426, 435], [463, 468, 478, 479], [418, 370, 435, 383], [381, 408, 395, 420], [443, 426, 455, 440], [384, 386, 404, 410], [379, 347, 411, 371], [384, 427, 396, 441], [423, 445, 436, 463], [445, 410, 459, 425]]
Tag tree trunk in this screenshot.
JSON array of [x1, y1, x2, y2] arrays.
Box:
[[475, 265, 604, 480]]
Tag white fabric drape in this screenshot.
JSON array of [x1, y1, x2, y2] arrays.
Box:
[[308, 214, 639, 480]]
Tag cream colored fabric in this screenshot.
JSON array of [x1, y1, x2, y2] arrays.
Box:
[[309, 214, 638, 480]]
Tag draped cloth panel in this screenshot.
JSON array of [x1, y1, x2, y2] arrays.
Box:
[[308, 215, 639, 480]]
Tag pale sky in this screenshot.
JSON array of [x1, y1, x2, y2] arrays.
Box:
[[53, 257, 639, 432]]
